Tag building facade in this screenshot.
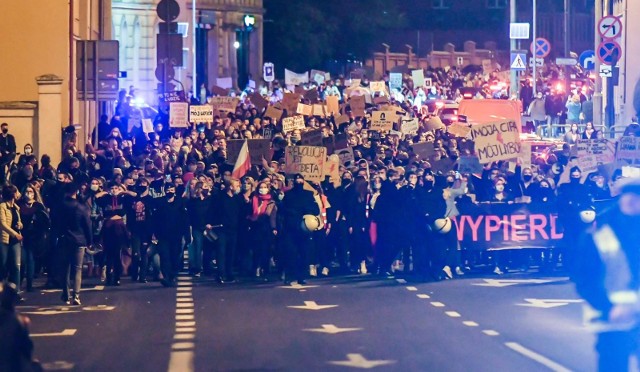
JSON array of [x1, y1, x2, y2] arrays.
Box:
[[612, 0, 640, 127], [0, 0, 111, 165], [112, 0, 264, 105]]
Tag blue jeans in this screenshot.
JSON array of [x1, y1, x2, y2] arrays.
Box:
[[1, 242, 21, 288], [189, 229, 204, 274]]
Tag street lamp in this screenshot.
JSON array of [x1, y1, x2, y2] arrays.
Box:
[[243, 14, 255, 30], [233, 41, 240, 49]]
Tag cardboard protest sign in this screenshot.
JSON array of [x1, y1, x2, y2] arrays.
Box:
[[304, 88, 319, 103], [250, 92, 269, 112], [216, 77, 233, 89], [519, 142, 532, 170], [389, 73, 403, 91], [370, 111, 395, 132], [264, 106, 283, 121], [210, 97, 239, 113], [335, 147, 355, 166], [312, 104, 326, 117], [301, 128, 323, 146], [412, 142, 435, 160], [169, 102, 189, 128], [325, 96, 340, 116], [370, 81, 386, 93], [142, 118, 154, 134], [189, 105, 214, 123], [412, 69, 425, 88], [425, 117, 445, 131], [616, 136, 640, 165], [336, 114, 350, 125], [296, 103, 313, 116], [576, 154, 599, 174], [458, 156, 483, 174], [432, 158, 455, 174], [576, 139, 616, 164], [400, 118, 419, 135], [346, 78, 361, 88], [373, 96, 389, 105], [622, 166, 640, 178], [470, 121, 521, 164], [448, 123, 471, 138], [324, 155, 341, 186], [282, 93, 301, 114], [226, 139, 272, 165], [282, 116, 306, 133], [285, 146, 327, 182], [211, 85, 229, 96], [349, 95, 366, 117], [284, 69, 309, 86]]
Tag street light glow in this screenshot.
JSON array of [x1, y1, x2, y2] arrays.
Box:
[[233, 41, 241, 49]]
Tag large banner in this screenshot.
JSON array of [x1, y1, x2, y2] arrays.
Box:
[[452, 202, 563, 251]]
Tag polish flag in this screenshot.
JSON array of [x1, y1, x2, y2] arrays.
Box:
[[232, 139, 251, 179]]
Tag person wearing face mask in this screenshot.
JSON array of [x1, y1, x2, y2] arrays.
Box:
[[489, 178, 513, 203], [527, 92, 547, 134], [396, 172, 422, 276], [279, 174, 320, 285], [420, 173, 448, 279], [153, 183, 190, 287], [11, 164, 35, 193], [84, 178, 105, 280], [207, 179, 247, 284], [0, 123, 16, 185], [332, 171, 355, 273], [530, 179, 556, 204], [247, 180, 278, 280], [518, 168, 537, 198], [185, 182, 213, 278], [18, 186, 49, 293], [126, 179, 154, 283], [557, 166, 593, 272], [439, 173, 468, 278], [16, 144, 35, 169], [588, 174, 611, 200]]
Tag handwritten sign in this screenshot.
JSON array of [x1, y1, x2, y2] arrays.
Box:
[[142, 118, 154, 134], [312, 104, 326, 117], [401, 118, 419, 135], [282, 93, 301, 114], [324, 155, 341, 186], [519, 142, 532, 170], [370, 81, 386, 93], [264, 106, 283, 121], [301, 128, 323, 146], [189, 105, 214, 123], [389, 73, 403, 91], [335, 147, 355, 166], [296, 103, 313, 116], [282, 116, 306, 133], [250, 92, 269, 112], [576, 139, 616, 164], [285, 146, 327, 182], [616, 136, 640, 165], [470, 121, 521, 164], [448, 123, 471, 138], [210, 97, 239, 113], [284, 69, 309, 86], [350, 95, 366, 117], [169, 102, 189, 128], [412, 142, 435, 160], [326, 96, 340, 116], [370, 111, 395, 132], [412, 69, 425, 88]]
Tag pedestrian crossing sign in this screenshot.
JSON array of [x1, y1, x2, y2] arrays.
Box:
[[510, 53, 527, 71]]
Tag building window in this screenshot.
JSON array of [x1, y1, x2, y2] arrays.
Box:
[[487, 0, 507, 9], [177, 48, 189, 69], [432, 0, 450, 9], [177, 22, 189, 38]]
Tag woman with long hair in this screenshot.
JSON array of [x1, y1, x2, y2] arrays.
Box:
[[247, 180, 277, 280], [18, 185, 49, 292]]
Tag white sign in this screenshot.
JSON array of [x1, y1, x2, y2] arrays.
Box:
[[529, 58, 544, 67], [555, 58, 577, 66], [189, 105, 214, 123], [457, 56, 464, 66], [598, 15, 623, 39], [510, 22, 530, 39], [169, 102, 189, 128], [263, 62, 275, 82], [400, 118, 419, 135], [599, 64, 613, 78], [389, 73, 403, 91], [284, 69, 309, 86]]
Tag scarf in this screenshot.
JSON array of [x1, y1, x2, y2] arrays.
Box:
[[249, 193, 272, 221]]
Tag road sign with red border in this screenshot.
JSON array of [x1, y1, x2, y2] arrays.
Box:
[[530, 38, 551, 58], [598, 40, 622, 65], [598, 15, 623, 39]]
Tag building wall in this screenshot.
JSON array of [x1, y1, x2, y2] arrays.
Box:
[[613, 0, 640, 127]]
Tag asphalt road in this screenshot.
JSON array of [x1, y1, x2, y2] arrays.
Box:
[[19, 264, 595, 372]]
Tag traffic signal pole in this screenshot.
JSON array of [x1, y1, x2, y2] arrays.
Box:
[[593, 0, 603, 128]]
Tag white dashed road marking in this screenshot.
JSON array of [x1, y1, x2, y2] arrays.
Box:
[[483, 330, 500, 336], [430, 302, 445, 307], [168, 253, 196, 372], [505, 342, 571, 372], [462, 321, 479, 327], [417, 294, 430, 299], [445, 311, 461, 318]]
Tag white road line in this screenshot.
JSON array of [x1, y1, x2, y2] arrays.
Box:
[[176, 303, 194, 308], [445, 311, 461, 318], [169, 255, 196, 372], [177, 287, 191, 291], [174, 333, 195, 340], [462, 321, 479, 327], [176, 292, 192, 297], [168, 351, 194, 372], [176, 298, 193, 303], [505, 342, 571, 372], [483, 330, 500, 336], [171, 342, 195, 350], [176, 321, 196, 327], [31, 329, 77, 337], [430, 302, 445, 307], [406, 286, 418, 291], [175, 315, 195, 321], [176, 308, 194, 314], [396, 279, 407, 284], [416, 294, 430, 299], [176, 327, 197, 333]]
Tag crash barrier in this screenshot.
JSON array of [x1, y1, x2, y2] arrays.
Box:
[[451, 199, 615, 251]]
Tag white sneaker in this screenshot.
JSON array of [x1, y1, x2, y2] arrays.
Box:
[[455, 266, 465, 276], [493, 267, 504, 275], [256, 268, 261, 277], [321, 267, 329, 276], [360, 261, 368, 275], [442, 266, 453, 279], [309, 265, 317, 277]]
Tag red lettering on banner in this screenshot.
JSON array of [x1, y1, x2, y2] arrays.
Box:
[[550, 214, 564, 239], [485, 216, 502, 241], [510, 214, 527, 242], [451, 217, 464, 241], [529, 214, 549, 240]]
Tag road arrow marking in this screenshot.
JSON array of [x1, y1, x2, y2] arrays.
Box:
[[31, 329, 77, 337], [328, 354, 396, 369], [517, 298, 584, 308], [287, 301, 338, 310], [83, 305, 116, 311], [278, 283, 319, 289], [472, 278, 566, 287], [303, 324, 363, 334]]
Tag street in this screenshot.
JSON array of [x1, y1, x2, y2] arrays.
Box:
[[20, 256, 596, 372]]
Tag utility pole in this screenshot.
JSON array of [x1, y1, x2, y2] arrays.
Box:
[[532, 0, 537, 96], [564, 0, 570, 57], [192, 0, 197, 99], [510, 0, 517, 98], [593, 0, 603, 128]]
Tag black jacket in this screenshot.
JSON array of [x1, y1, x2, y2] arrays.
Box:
[[54, 196, 92, 247], [280, 185, 319, 231]]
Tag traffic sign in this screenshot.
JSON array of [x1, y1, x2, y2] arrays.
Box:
[[530, 38, 551, 58], [528, 58, 544, 67], [263, 62, 274, 82], [598, 15, 623, 39], [600, 64, 613, 78], [579, 50, 596, 70], [598, 40, 622, 65], [510, 52, 527, 71]]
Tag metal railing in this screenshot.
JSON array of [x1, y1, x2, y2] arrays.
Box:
[[532, 121, 626, 140]]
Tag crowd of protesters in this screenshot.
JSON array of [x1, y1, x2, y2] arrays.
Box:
[[0, 66, 625, 305]]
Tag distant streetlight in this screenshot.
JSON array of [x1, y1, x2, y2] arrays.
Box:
[[233, 41, 241, 49], [243, 14, 255, 30]]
